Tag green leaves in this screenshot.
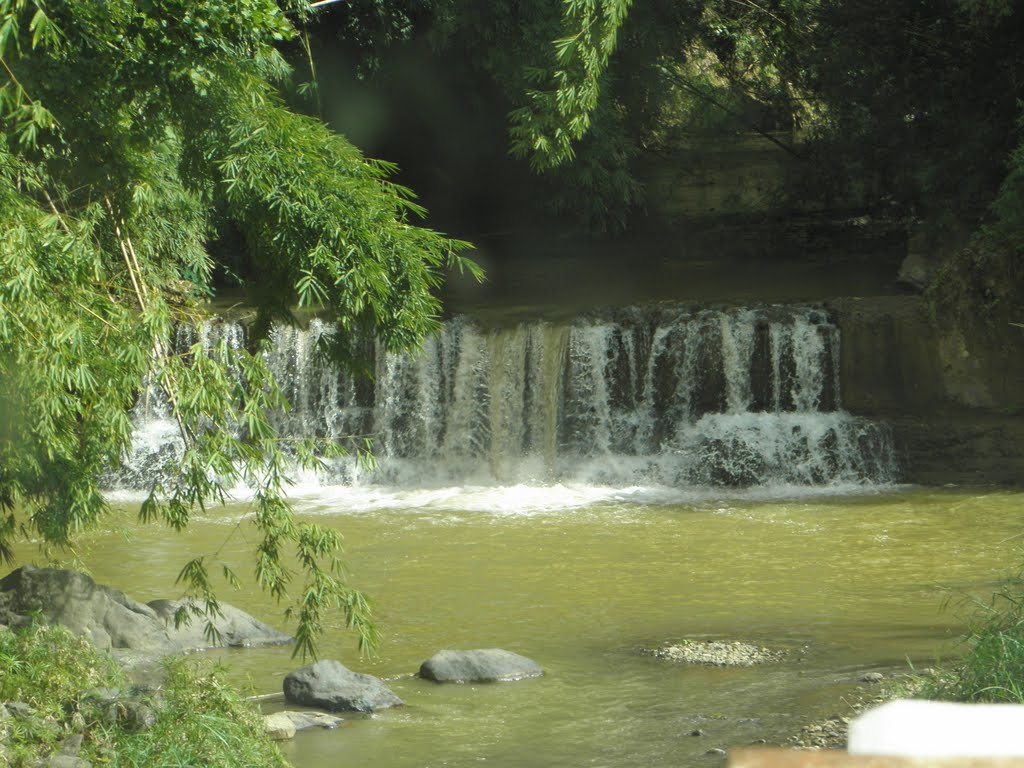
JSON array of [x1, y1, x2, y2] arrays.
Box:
[[509, 0, 634, 170], [0, 0, 481, 657], [193, 66, 473, 361], [1, 624, 288, 766], [27, 5, 62, 51]]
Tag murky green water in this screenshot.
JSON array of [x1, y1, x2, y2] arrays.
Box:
[[27, 486, 1024, 767]]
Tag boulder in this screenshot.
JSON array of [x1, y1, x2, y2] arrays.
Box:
[[148, 599, 291, 651], [419, 649, 543, 683], [283, 660, 403, 713], [0, 567, 163, 652], [81, 687, 160, 731], [0, 567, 290, 657]]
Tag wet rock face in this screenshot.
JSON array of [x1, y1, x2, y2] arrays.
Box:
[[0, 566, 291, 657], [283, 660, 403, 713], [419, 649, 544, 683]]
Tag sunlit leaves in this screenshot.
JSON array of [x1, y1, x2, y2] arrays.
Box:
[[198, 70, 475, 363], [0, 0, 481, 657], [509, 0, 634, 170], [27, 6, 62, 51]]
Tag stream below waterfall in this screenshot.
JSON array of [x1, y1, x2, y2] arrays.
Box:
[[41, 300, 1023, 766], [50, 485, 1024, 768]]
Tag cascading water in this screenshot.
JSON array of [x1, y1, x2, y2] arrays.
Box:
[[115, 305, 896, 493]]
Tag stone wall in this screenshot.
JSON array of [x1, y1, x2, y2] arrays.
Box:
[[827, 296, 1024, 485]]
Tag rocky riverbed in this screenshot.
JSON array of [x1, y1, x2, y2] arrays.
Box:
[[786, 673, 919, 750], [646, 640, 790, 666]]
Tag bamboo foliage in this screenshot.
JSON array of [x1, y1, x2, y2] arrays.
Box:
[[0, 0, 478, 657], [509, 0, 635, 170]]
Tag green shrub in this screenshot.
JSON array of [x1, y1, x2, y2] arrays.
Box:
[[918, 580, 1024, 703], [111, 658, 288, 768], [0, 624, 287, 767]]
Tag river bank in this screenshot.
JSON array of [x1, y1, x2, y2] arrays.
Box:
[[0, 623, 286, 767], [0, 620, 911, 767]]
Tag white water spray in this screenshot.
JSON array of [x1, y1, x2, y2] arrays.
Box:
[[112, 305, 896, 494]]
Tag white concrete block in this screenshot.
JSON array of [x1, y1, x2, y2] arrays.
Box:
[[848, 699, 1024, 757]]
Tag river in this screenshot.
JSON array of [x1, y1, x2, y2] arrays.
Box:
[[63, 484, 1024, 767]]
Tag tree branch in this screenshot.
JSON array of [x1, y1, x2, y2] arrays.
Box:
[[659, 66, 806, 160]]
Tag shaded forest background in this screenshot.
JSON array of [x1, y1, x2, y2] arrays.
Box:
[[289, 0, 1024, 325]]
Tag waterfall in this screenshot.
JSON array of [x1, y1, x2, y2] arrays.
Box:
[[115, 305, 897, 491]]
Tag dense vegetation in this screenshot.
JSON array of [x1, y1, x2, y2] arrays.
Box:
[[310, 1, 1024, 243], [914, 581, 1024, 704], [0, 623, 286, 766], [0, 0, 479, 656]]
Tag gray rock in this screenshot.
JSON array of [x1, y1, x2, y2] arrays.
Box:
[[283, 660, 403, 713], [264, 709, 344, 739], [148, 598, 292, 651], [419, 649, 544, 683], [43, 755, 91, 768], [860, 672, 884, 684], [5, 702, 33, 719], [57, 734, 84, 756], [0, 567, 290, 657], [81, 687, 161, 731], [275, 710, 344, 731], [0, 567, 162, 652], [263, 712, 297, 741]]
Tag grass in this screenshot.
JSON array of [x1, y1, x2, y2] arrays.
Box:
[[912, 578, 1024, 704], [0, 623, 288, 767]]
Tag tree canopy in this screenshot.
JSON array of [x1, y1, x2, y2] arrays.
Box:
[[312, 0, 1024, 258], [0, 0, 478, 657]]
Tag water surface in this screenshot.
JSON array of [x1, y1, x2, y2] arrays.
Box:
[[46, 485, 1024, 767]]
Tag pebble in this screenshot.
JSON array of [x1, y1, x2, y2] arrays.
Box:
[[647, 640, 787, 667], [790, 716, 848, 750]]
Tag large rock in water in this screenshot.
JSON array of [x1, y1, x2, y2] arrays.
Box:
[[419, 649, 544, 683], [283, 660, 403, 713], [147, 598, 291, 650], [0, 566, 290, 656]]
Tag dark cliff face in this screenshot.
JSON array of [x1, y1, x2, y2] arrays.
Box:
[[828, 295, 1024, 485]]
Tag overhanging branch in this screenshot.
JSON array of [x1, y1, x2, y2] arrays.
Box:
[[659, 66, 806, 161]]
